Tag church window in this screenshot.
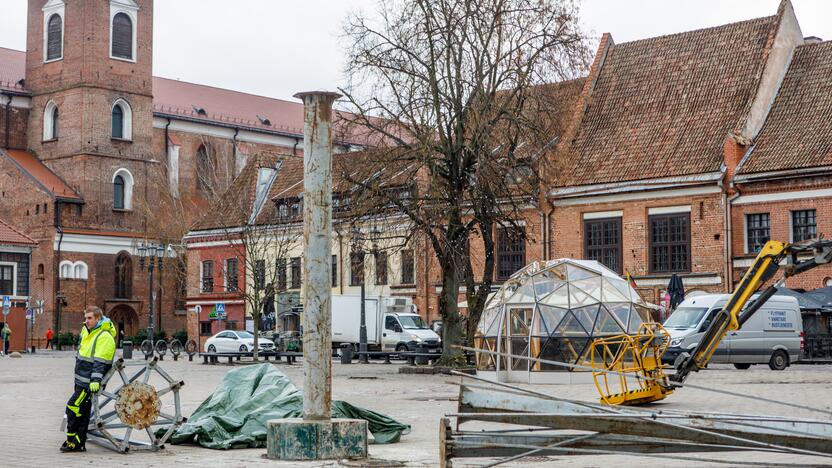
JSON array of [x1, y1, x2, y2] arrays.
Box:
[[112, 106, 124, 138], [111, 12, 134, 60], [111, 99, 132, 140], [42, 0, 65, 63], [196, 145, 213, 193], [112, 168, 134, 210], [114, 175, 125, 209], [114, 252, 132, 298], [43, 101, 59, 141], [46, 14, 63, 61]]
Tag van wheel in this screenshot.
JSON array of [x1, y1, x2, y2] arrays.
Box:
[[769, 350, 789, 371], [733, 363, 751, 370], [396, 344, 408, 354]]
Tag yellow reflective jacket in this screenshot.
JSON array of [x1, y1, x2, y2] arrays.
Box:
[[73, 318, 116, 388]]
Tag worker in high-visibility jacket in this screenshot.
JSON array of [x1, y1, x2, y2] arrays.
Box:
[[61, 306, 116, 452]]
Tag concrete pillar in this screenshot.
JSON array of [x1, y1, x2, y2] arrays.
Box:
[[266, 91, 367, 462], [295, 91, 340, 421]]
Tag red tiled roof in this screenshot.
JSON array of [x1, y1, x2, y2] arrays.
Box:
[[737, 41, 832, 176], [560, 15, 778, 187], [0, 46, 26, 92], [0, 218, 36, 246], [152, 77, 308, 136], [1, 149, 82, 201]]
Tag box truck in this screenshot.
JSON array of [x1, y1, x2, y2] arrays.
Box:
[[331, 295, 441, 352]]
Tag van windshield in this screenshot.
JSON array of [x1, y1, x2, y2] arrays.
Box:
[[664, 307, 710, 329], [398, 315, 428, 329]]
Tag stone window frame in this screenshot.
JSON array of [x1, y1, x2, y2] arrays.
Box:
[[111, 98, 133, 141], [112, 168, 135, 211], [59, 260, 89, 280], [109, 0, 139, 63], [43, 101, 59, 141], [42, 0, 65, 63]]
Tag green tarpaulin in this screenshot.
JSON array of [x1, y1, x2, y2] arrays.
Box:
[[161, 364, 410, 449]]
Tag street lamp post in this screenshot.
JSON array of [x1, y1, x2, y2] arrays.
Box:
[[351, 226, 381, 364], [137, 241, 165, 350]]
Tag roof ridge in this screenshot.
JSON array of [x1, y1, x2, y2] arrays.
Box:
[[616, 14, 777, 48]]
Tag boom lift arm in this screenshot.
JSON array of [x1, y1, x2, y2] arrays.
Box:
[[671, 239, 832, 384], [591, 239, 832, 406]]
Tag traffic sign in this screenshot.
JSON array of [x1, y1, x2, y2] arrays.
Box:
[[194, 305, 202, 314], [216, 303, 226, 317], [2, 296, 9, 316]]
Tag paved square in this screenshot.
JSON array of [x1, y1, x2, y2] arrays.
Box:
[[2, 351, 832, 467]]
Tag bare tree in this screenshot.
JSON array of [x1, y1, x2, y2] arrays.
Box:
[[208, 155, 302, 361], [340, 0, 588, 365]]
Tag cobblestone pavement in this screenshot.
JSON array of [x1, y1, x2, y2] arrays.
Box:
[[2, 351, 832, 467]]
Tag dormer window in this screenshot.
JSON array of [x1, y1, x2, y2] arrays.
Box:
[[110, 1, 139, 62], [42, 1, 65, 63]]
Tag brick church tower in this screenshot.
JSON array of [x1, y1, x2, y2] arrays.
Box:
[[26, 0, 155, 232], [3, 0, 180, 337]]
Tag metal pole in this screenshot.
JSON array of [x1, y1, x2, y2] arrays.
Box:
[[294, 90, 341, 421], [147, 260, 155, 345], [359, 267, 368, 363]]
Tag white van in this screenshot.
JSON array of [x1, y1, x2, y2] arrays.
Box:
[[662, 294, 803, 370]]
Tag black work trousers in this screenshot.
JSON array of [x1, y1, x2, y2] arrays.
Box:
[[65, 385, 92, 445]]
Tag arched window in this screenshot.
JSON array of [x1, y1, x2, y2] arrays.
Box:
[[112, 168, 134, 210], [196, 145, 212, 193], [114, 175, 125, 209], [59, 261, 73, 279], [43, 101, 59, 141], [111, 99, 132, 140], [114, 252, 132, 298], [112, 106, 123, 138], [46, 13, 63, 61], [73, 262, 88, 280], [111, 12, 133, 60]]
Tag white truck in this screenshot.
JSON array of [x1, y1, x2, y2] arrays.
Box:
[[331, 295, 441, 353]]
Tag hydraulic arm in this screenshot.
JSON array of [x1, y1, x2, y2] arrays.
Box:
[[591, 238, 832, 405], [671, 239, 832, 384]]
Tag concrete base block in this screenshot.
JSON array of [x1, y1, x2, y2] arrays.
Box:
[[266, 418, 368, 460]]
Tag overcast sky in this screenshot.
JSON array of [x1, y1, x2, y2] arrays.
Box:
[[0, 0, 830, 102]]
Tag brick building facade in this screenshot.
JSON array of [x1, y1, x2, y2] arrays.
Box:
[[3, 0, 831, 344], [0, 0, 359, 338]]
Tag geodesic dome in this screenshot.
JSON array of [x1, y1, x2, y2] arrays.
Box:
[[475, 259, 654, 383]]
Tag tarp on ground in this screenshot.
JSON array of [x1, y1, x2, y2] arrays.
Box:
[[162, 363, 411, 449]]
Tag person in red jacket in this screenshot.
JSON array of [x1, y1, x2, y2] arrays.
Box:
[[46, 327, 54, 349]]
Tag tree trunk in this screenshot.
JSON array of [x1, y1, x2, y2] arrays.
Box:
[[437, 257, 465, 367]]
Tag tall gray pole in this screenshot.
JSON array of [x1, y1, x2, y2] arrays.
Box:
[[295, 91, 341, 421]]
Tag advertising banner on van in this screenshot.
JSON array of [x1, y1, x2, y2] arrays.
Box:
[[765, 310, 794, 331]]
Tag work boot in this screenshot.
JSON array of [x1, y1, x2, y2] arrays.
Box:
[[59, 440, 86, 452]]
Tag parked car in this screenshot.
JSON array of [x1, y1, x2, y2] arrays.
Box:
[[204, 330, 275, 353], [662, 294, 803, 370]]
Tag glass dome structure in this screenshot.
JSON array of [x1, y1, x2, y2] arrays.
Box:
[[475, 259, 655, 383]]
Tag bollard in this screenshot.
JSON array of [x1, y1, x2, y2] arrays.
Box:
[[415, 344, 428, 365], [340, 343, 354, 364]]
